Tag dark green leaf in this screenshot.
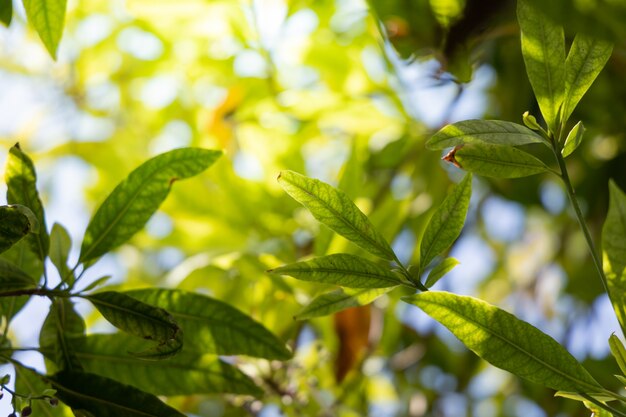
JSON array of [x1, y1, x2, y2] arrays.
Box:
[[0, 205, 38, 255], [609, 334, 626, 376], [49, 223, 72, 284], [126, 288, 291, 360], [14, 364, 69, 417], [269, 254, 403, 288], [562, 34, 613, 123], [84, 291, 182, 359], [518, 0, 565, 132], [295, 287, 393, 320], [449, 143, 549, 178], [22, 0, 67, 59], [49, 370, 186, 417], [278, 170, 395, 260], [425, 257, 460, 288], [5, 144, 49, 261], [67, 334, 261, 396], [427, 120, 545, 150], [79, 148, 222, 264], [0, 0, 12, 26], [0, 240, 43, 321], [420, 174, 471, 271], [0, 257, 36, 294], [40, 299, 85, 371], [602, 180, 626, 334], [561, 121, 585, 158], [403, 291, 602, 392]]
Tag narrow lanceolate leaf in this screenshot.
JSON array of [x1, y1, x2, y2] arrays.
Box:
[[6, 144, 49, 261], [127, 289, 291, 360], [517, 0, 565, 132], [49, 223, 72, 284], [0, 258, 36, 294], [602, 181, 626, 334], [67, 334, 261, 396], [295, 287, 393, 320], [269, 254, 403, 288], [15, 364, 69, 417], [403, 291, 602, 392], [40, 299, 85, 372], [79, 148, 222, 264], [0, 0, 12, 26], [85, 291, 182, 359], [22, 0, 67, 59], [609, 334, 626, 376], [561, 121, 585, 158], [278, 170, 396, 261], [420, 174, 471, 271], [0, 205, 38, 255], [448, 143, 549, 178], [562, 34, 613, 123], [49, 370, 186, 417], [425, 257, 460, 288], [427, 120, 546, 150]]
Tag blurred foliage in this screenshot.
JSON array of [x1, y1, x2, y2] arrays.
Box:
[[0, 0, 625, 416]]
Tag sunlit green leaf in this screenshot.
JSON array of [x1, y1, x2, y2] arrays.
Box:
[[269, 254, 403, 288], [295, 287, 393, 320], [50, 370, 186, 417], [14, 364, 69, 417], [0, 0, 12, 26], [22, 0, 67, 59], [5, 144, 49, 261], [602, 181, 626, 334], [0, 205, 38, 255], [79, 148, 222, 264], [609, 334, 626, 376], [420, 174, 471, 271], [49, 223, 72, 285], [517, 0, 565, 132], [84, 291, 182, 359], [67, 334, 261, 396], [449, 143, 549, 178], [278, 170, 395, 261], [561, 121, 585, 158], [427, 120, 546, 150], [562, 34, 613, 123], [40, 299, 85, 372], [126, 288, 291, 360], [403, 291, 602, 392], [429, 0, 464, 27], [425, 257, 459, 288]]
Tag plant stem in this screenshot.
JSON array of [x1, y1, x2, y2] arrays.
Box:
[[578, 391, 626, 417], [394, 256, 428, 291]]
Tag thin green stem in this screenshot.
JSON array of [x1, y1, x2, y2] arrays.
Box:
[[578, 391, 626, 417], [393, 256, 428, 291]]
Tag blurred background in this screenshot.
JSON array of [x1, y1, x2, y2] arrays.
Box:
[[1, 0, 626, 416]]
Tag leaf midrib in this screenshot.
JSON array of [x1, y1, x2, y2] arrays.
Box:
[[275, 266, 401, 285]]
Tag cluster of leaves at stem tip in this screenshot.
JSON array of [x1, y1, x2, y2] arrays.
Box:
[[0, 144, 295, 417], [272, 1, 626, 416]]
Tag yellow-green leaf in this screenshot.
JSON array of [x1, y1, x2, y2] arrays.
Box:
[[22, 0, 67, 59], [425, 257, 459, 288], [450, 143, 549, 178], [562, 121, 585, 158], [609, 334, 626, 377], [427, 120, 546, 150], [295, 287, 393, 320]]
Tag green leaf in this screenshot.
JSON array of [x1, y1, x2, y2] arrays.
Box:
[[79, 148, 222, 264], [609, 334, 626, 376], [0, 240, 43, 322], [126, 288, 291, 360], [49, 370, 186, 417], [427, 120, 546, 150], [269, 254, 403, 288], [448, 143, 549, 178], [0, 205, 38, 254], [66, 334, 261, 396], [5, 144, 49, 261], [403, 291, 602, 392], [0, 0, 12, 26], [49, 223, 72, 284], [40, 299, 85, 372], [425, 257, 460, 288], [84, 291, 182, 359], [14, 364, 69, 417], [420, 174, 471, 271], [517, 0, 565, 132], [81, 275, 112, 293], [562, 34, 613, 123], [278, 170, 395, 261], [0, 257, 36, 294], [561, 121, 585, 158], [22, 0, 67, 59], [616, 374, 626, 386], [295, 287, 393, 320], [603, 180, 626, 334]]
